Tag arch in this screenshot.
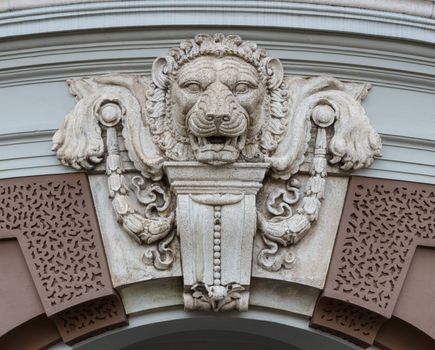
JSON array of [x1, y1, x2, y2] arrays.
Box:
[[48, 307, 376, 350]]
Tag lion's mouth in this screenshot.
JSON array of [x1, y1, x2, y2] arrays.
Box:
[[193, 135, 243, 147], [190, 134, 246, 164], [192, 135, 245, 149], [207, 136, 227, 145]]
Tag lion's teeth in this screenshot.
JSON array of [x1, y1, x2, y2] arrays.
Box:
[[237, 135, 245, 147]]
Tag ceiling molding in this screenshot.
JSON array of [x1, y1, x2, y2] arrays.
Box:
[[0, 1, 435, 44]]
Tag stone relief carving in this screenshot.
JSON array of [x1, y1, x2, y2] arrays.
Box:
[[53, 33, 381, 311]]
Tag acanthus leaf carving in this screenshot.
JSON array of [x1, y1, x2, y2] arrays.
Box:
[[53, 33, 382, 311], [185, 282, 246, 312]]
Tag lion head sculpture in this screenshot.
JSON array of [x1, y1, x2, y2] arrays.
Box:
[[53, 33, 381, 180], [147, 33, 288, 165]]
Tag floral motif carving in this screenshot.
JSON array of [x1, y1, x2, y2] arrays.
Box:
[[185, 282, 246, 312], [52, 34, 381, 311], [256, 78, 382, 271]]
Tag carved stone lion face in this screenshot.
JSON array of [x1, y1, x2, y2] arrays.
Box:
[[170, 56, 267, 164], [147, 34, 287, 165]]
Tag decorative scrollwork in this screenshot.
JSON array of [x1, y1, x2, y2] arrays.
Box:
[[107, 130, 171, 243], [265, 178, 301, 218], [257, 236, 296, 271], [131, 176, 172, 217], [142, 229, 176, 271]]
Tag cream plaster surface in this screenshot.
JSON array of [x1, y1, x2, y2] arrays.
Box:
[[120, 278, 183, 315], [250, 278, 320, 316]]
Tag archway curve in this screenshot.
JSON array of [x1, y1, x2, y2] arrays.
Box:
[[49, 307, 376, 350]]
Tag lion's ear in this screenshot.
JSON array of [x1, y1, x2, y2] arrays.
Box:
[[264, 57, 284, 89], [152, 55, 176, 89]]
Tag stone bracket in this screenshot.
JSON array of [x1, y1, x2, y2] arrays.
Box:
[[165, 162, 268, 311]]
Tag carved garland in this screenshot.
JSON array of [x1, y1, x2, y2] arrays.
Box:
[[258, 113, 329, 271], [256, 80, 381, 271], [100, 102, 176, 270]]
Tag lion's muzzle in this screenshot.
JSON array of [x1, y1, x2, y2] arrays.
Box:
[[186, 83, 248, 164]]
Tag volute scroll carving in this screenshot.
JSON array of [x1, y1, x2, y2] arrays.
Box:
[[53, 33, 381, 311]]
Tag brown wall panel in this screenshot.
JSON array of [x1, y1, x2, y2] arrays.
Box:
[[311, 297, 384, 347], [0, 174, 127, 344], [375, 317, 435, 350], [0, 174, 114, 315], [391, 247, 435, 339], [52, 294, 126, 344], [0, 239, 45, 336], [312, 177, 435, 347], [0, 315, 61, 350]]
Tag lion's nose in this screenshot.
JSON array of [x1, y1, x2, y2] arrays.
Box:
[[205, 113, 231, 128]]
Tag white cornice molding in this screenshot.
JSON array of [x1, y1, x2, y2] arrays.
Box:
[[0, 29, 434, 92], [0, 1, 435, 44], [1, 0, 434, 19]]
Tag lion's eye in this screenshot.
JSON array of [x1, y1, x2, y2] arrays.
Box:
[[234, 82, 253, 95], [183, 82, 202, 93]]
